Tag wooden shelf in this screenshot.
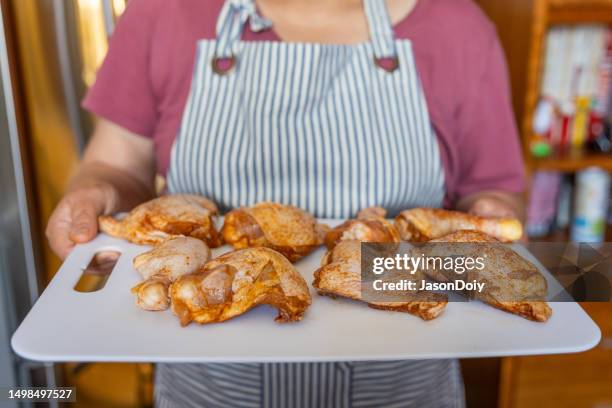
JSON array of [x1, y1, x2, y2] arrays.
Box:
[[531, 149, 612, 172], [548, 0, 612, 6], [523, 0, 612, 174], [549, 6, 612, 24], [548, 0, 612, 21], [530, 225, 612, 242]]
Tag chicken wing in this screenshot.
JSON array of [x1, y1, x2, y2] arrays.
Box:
[[313, 241, 447, 321], [324, 207, 400, 249], [420, 230, 552, 322], [170, 247, 311, 325], [395, 208, 523, 242], [221, 202, 327, 262], [131, 236, 212, 311], [99, 194, 222, 247]]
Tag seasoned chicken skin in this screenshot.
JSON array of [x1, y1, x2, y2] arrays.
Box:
[[325, 207, 400, 249], [131, 237, 212, 311], [99, 195, 221, 247], [421, 230, 552, 322], [170, 247, 311, 325], [221, 202, 327, 262], [395, 208, 523, 243], [313, 241, 447, 321]]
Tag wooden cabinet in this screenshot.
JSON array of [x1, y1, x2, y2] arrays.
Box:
[[499, 303, 612, 408], [473, 1, 612, 406], [476, 0, 612, 174]]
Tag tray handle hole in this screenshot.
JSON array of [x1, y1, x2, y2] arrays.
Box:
[[73, 250, 121, 293]]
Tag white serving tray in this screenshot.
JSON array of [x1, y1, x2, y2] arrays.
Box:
[[12, 220, 601, 363]]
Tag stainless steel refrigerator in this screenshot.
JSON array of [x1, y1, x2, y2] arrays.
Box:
[[0, 3, 46, 404], [0, 1, 128, 406]]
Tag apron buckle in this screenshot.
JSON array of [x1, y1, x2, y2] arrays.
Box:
[[212, 55, 237, 75], [374, 56, 399, 73]]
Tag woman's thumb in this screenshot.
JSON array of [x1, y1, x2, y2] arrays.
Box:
[[69, 203, 100, 243]]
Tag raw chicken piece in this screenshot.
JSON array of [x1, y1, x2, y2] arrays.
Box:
[[324, 207, 400, 249], [420, 230, 552, 322], [395, 208, 523, 243], [313, 240, 447, 321], [170, 247, 311, 325], [131, 236, 211, 311], [99, 194, 221, 247], [221, 202, 327, 262]]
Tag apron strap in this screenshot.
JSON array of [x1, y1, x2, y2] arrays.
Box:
[[363, 0, 398, 60], [214, 0, 272, 59]]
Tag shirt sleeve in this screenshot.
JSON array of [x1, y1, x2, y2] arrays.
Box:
[[453, 27, 527, 201], [82, 0, 160, 138]]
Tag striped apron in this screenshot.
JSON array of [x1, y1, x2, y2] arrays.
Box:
[[167, 0, 445, 217], [160, 0, 463, 406]]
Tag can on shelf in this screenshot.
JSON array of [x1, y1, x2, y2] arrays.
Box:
[[571, 167, 611, 243]]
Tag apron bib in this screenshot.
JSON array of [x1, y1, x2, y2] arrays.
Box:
[[167, 0, 445, 218]]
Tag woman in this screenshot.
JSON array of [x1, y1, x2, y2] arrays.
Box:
[[47, 0, 525, 406]]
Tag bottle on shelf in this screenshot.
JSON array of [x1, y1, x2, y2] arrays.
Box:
[[571, 167, 611, 243]]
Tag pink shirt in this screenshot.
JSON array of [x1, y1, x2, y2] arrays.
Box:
[[83, 0, 526, 206]]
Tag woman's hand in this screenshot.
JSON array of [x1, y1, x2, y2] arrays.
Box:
[[456, 191, 525, 221], [467, 195, 518, 219], [46, 119, 156, 259], [46, 182, 118, 259], [457, 191, 527, 242]]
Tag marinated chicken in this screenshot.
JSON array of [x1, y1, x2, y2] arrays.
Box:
[[419, 230, 552, 322], [221, 202, 327, 262], [325, 207, 400, 249], [395, 208, 523, 242], [131, 237, 212, 311], [170, 247, 311, 325], [313, 240, 448, 321], [99, 194, 222, 247]]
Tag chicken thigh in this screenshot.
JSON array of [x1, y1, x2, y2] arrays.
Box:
[[395, 208, 523, 243], [313, 240, 448, 321], [324, 207, 400, 249], [419, 230, 552, 322], [170, 247, 312, 325], [99, 194, 222, 247], [131, 236, 211, 311], [221, 202, 327, 262]]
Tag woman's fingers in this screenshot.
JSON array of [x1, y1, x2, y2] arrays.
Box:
[[69, 201, 100, 243], [469, 196, 517, 219], [46, 201, 77, 260], [46, 189, 108, 259]]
